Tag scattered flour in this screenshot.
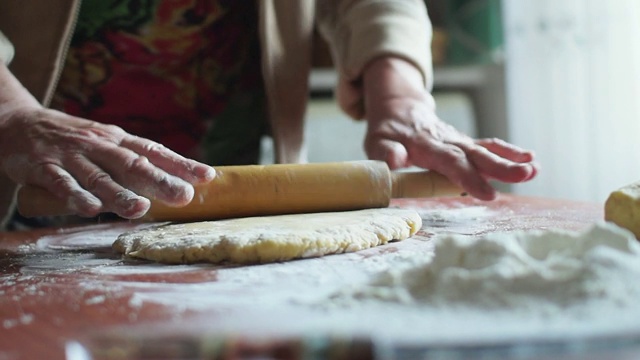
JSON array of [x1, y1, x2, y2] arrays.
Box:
[[412, 205, 498, 235], [333, 222, 640, 314], [35, 223, 153, 251], [85, 295, 107, 305], [89, 265, 197, 275], [13, 216, 640, 349], [416, 205, 494, 222], [3, 314, 34, 329]]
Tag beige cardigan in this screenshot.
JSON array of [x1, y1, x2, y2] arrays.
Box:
[[0, 0, 432, 229]]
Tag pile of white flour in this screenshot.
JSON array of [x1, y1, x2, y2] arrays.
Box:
[[336, 221, 640, 316]]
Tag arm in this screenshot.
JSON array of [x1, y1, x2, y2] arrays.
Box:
[[316, 0, 538, 199], [0, 62, 215, 219], [316, 0, 433, 117]]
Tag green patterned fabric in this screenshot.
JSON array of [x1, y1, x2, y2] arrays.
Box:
[[445, 0, 504, 65]]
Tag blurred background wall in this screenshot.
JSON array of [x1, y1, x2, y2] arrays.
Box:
[[504, 0, 640, 203]]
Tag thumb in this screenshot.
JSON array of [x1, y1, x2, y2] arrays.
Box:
[[365, 138, 410, 170]]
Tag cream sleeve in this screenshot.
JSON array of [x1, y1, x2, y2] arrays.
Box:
[[316, 0, 433, 90], [0, 30, 14, 65]]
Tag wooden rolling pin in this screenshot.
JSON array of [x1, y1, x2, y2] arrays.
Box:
[[17, 160, 463, 222]]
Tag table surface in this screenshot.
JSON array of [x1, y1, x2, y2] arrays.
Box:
[[4, 194, 639, 360]]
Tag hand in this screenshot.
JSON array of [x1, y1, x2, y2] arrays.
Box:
[[361, 57, 538, 200], [0, 106, 215, 219]]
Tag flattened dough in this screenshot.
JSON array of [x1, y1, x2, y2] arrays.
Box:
[[113, 208, 422, 264]]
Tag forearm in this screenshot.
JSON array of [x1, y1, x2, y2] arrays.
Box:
[[317, 0, 433, 120], [316, 0, 432, 86]]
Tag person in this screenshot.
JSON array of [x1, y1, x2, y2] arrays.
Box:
[[0, 0, 537, 230]]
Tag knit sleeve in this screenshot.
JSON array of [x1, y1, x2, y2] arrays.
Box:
[[0, 31, 15, 65], [316, 0, 433, 90]]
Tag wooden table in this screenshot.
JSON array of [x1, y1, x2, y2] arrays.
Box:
[[3, 194, 638, 360]]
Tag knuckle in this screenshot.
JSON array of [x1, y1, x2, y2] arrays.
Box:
[[124, 155, 151, 173], [156, 175, 193, 203], [36, 162, 65, 181], [45, 173, 78, 196], [442, 146, 467, 162], [50, 174, 75, 189], [440, 149, 471, 169], [102, 123, 126, 136], [69, 128, 102, 144], [464, 145, 488, 158], [157, 174, 173, 187], [90, 121, 121, 132], [483, 137, 502, 146], [142, 140, 168, 155], [85, 171, 113, 191], [85, 122, 126, 140], [146, 173, 172, 192]]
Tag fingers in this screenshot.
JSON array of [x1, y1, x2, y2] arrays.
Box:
[[121, 135, 216, 184], [460, 143, 538, 183], [22, 148, 184, 219], [475, 138, 535, 163], [23, 159, 152, 219], [23, 163, 103, 218], [474, 138, 539, 182], [365, 137, 410, 170], [365, 129, 497, 200], [0, 108, 214, 219], [87, 143, 195, 207], [410, 141, 497, 201], [364, 111, 538, 201], [64, 156, 151, 219]]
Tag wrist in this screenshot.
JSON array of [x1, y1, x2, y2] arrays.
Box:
[[362, 57, 433, 109], [0, 63, 41, 123], [0, 100, 40, 121]]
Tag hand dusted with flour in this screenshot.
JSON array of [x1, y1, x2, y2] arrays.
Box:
[[0, 64, 216, 220], [113, 208, 422, 264], [361, 58, 538, 200]]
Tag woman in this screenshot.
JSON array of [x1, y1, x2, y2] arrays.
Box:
[[0, 0, 537, 229]]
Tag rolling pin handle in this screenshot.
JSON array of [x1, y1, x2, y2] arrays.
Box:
[[391, 170, 464, 198]]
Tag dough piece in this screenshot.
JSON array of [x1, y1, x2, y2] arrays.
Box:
[[113, 208, 422, 264], [605, 180, 640, 239]]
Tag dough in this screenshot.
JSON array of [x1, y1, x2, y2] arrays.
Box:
[[113, 208, 422, 264], [605, 180, 640, 239]]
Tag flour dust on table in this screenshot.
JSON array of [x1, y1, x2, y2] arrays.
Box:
[[113, 208, 422, 264], [308, 222, 640, 343]]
